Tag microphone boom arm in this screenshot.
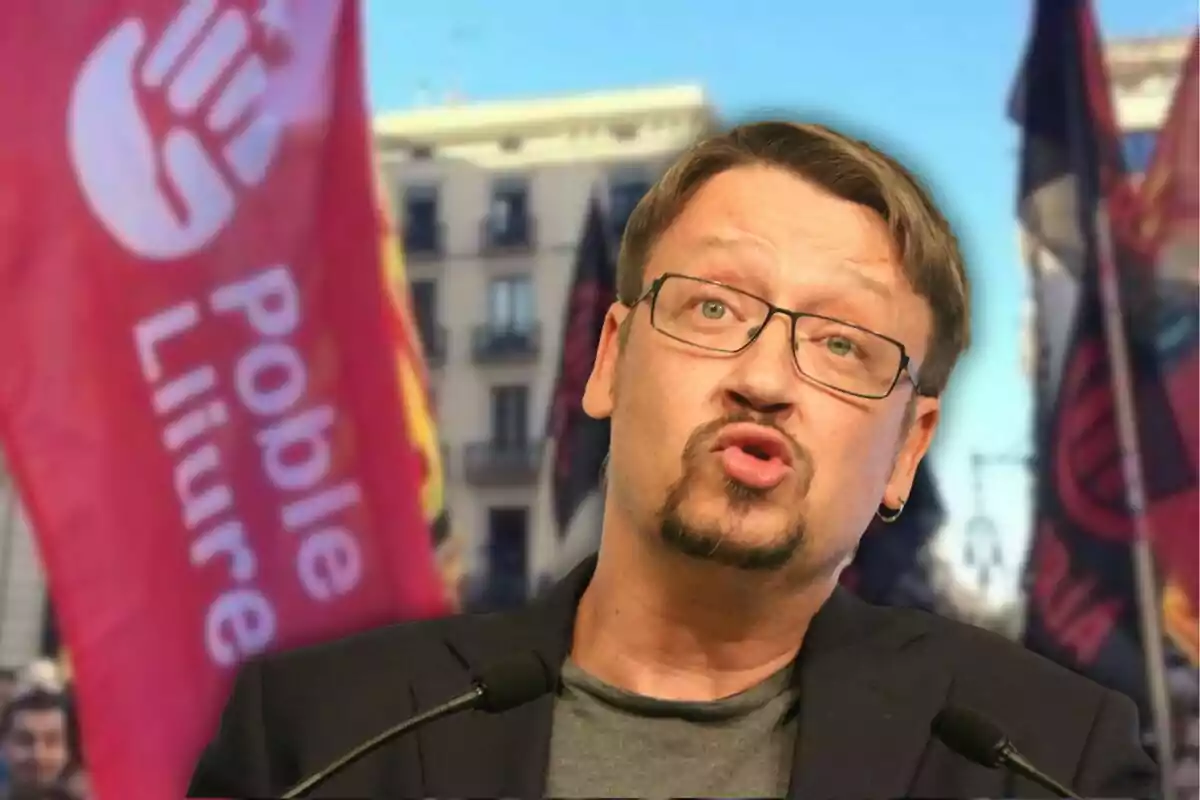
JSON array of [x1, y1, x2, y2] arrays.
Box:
[[281, 685, 484, 799], [1000, 743, 1081, 799]]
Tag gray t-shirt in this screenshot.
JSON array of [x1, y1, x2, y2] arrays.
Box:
[[545, 658, 800, 798]]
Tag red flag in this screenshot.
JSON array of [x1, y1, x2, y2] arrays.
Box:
[[1138, 33, 1199, 256], [0, 2, 447, 798], [1138, 32, 1200, 616]]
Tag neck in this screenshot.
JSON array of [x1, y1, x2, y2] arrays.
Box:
[[570, 510, 838, 702]]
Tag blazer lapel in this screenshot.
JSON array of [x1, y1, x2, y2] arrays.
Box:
[[392, 562, 951, 799], [788, 590, 954, 800], [406, 558, 595, 799]]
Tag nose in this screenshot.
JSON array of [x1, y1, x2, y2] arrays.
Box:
[[720, 310, 797, 418]]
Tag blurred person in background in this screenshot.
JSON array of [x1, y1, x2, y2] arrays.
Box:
[[56, 691, 86, 800], [7, 785, 74, 800], [0, 669, 13, 794], [12, 665, 61, 700], [0, 671, 16, 715], [0, 690, 70, 799], [55, 763, 88, 800], [6, 786, 74, 800]]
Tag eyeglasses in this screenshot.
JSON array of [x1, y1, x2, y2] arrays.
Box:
[[632, 273, 923, 400]]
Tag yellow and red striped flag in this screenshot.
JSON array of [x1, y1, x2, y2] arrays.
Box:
[[374, 170, 463, 610]]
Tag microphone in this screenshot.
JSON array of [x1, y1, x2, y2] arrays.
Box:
[[932, 705, 1081, 799], [281, 651, 557, 798]]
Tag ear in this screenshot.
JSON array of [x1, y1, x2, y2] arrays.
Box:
[[582, 303, 630, 420], [883, 395, 939, 508]]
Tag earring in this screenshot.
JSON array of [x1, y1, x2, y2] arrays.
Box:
[[877, 499, 906, 524]]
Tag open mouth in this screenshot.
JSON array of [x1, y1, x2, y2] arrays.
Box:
[[710, 424, 796, 490], [712, 424, 794, 467], [741, 443, 774, 461]]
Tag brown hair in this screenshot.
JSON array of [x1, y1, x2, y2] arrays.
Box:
[[0, 688, 68, 739], [616, 120, 970, 396]]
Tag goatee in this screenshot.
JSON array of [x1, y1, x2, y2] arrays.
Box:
[[655, 412, 813, 572]]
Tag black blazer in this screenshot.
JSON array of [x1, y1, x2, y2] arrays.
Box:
[[188, 557, 1158, 798]]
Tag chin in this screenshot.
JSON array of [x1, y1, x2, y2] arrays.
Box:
[[660, 503, 804, 573], [701, 486, 791, 519], [713, 519, 798, 553]]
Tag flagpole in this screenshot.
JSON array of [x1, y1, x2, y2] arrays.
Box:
[[1094, 202, 1178, 800]]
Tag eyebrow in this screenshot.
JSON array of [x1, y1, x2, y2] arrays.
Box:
[[828, 267, 894, 299], [682, 235, 896, 299]]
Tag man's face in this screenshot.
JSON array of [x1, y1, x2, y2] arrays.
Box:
[[1, 707, 69, 789], [584, 165, 940, 580]]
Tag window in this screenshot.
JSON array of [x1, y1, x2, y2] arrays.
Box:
[[487, 176, 531, 246], [486, 507, 529, 609], [410, 280, 437, 343], [403, 185, 440, 252], [609, 171, 653, 237], [490, 385, 529, 447], [487, 275, 535, 330], [611, 123, 638, 141], [1122, 129, 1157, 175]]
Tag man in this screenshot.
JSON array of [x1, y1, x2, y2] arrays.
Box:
[[56, 762, 88, 800], [0, 669, 12, 797], [188, 120, 1157, 798], [0, 690, 70, 799]]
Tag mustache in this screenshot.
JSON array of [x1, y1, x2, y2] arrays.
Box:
[[681, 411, 813, 477]]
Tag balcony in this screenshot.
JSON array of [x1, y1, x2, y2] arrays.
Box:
[[463, 439, 543, 486], [403, 222, 445, 260], [471, 323, 540, 364], [417, 324, 448, 367], [479, 215, 536, 256]]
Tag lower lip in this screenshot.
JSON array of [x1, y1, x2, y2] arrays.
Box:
[[719, 447, 791, 489]]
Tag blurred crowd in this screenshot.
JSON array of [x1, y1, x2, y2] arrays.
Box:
[[0, 661, 88, 800]]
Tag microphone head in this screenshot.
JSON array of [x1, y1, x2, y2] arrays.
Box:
[[931, 706, 1010, 768], [473, 651, 558, 713]]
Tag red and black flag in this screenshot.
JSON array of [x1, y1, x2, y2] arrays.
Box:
[[546, 194, 617, 552], [1012, 0, 1194, 725]]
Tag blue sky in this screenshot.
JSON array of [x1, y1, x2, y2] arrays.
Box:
[[361, 0, 1197, 603]]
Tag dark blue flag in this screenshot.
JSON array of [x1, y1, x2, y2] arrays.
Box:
[[546, 194, 617, 540]]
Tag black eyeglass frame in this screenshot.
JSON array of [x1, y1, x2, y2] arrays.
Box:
[[628, 272, 931, 400]]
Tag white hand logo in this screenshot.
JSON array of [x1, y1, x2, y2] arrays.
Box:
[[68, 0, 290, 261]]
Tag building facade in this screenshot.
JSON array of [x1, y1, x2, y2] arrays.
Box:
[[374, 85, 714, 609], [0, 464, 46, 669], [1108, 35, 1192, 176]]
